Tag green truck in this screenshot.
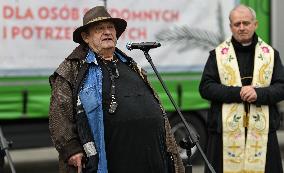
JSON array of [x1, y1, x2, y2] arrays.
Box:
[[1, 0, 281, 166]]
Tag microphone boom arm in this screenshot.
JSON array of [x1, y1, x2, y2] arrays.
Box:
[[126, 42, 161, 51], [142, 49, 216, 173]]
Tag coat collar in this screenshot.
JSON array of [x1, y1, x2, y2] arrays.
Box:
[[66, 44, 131, 64], [66, 44, 88, 61]]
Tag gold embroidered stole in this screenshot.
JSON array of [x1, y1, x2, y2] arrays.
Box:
[[215, 37, 274, 173]]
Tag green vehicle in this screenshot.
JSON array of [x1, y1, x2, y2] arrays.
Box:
[[1, 0, 281, 167]]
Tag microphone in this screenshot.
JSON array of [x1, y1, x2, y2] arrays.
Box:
[[126, 42, 161, 51]]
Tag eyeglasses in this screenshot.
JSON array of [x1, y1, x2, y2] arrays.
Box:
[[92, 24, 115, 33]]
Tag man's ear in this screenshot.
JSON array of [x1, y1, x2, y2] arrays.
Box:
[[81, 32, 89, 44], [229, 23, 233, 33], [254, 20, 259, 30]]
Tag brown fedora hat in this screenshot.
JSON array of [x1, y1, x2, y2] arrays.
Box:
[[73, 6, 127, 44]]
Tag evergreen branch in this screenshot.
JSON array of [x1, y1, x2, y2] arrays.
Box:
[[156, 26, 222, 51], [155, 1, 226, 52]]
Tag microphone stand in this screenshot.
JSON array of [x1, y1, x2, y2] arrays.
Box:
[[0, 126, 16, 173], [142, 49, 216, 173]]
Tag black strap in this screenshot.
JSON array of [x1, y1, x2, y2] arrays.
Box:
[[74, 62, 90, 99], [72, 61, 90, 118], [73, 61, 98, 169]]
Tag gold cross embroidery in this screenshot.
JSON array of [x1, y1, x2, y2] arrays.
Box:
[[251, 141, 262, 153], [228, 141, 241, 153]]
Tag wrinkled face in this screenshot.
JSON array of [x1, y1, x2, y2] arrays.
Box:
[[81, 21, 117, 52], [230, 7, 258, 44]]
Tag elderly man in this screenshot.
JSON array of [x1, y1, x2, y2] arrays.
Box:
[[49, 6, 184, 173], [199, 4, 284, 173]]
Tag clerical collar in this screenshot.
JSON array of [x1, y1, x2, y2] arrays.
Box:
[[241, 42, 252, 46], [231, 33, 258, 52]]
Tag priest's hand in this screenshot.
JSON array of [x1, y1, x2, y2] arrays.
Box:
[[240, 85, 257, 103]]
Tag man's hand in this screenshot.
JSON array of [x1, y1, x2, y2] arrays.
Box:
[[240, 85, 257, 103], [68, 152, 84, 173]]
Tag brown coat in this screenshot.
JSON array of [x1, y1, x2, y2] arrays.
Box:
[[49, 45, 185, 173]]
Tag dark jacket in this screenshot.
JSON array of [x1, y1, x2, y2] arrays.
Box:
[[49, 45, 185, 173], [199, 35, 284, 133]]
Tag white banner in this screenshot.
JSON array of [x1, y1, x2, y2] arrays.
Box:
[[0, 0, 236, 75]]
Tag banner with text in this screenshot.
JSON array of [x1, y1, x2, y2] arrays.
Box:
[[0, 0, 236, 75]]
